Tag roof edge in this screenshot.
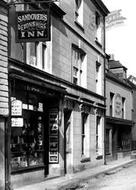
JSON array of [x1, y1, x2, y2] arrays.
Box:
[[91, 0, 110, 16]]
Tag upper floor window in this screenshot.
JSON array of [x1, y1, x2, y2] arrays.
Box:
[[96, 59, 102, 95], [110, 92, 114, 117], [75, 0, 83, 26], [95, 12, 102, 44], [122, 97, 126, 119], [72, 45, 86, 87], [26, 42, 38, 68], [26, 42, 51, 73]]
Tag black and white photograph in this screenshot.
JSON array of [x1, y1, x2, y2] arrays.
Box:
[[0, 0, 136, 189]]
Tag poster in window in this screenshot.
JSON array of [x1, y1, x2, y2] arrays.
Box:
[[11, 99, 22, 116]]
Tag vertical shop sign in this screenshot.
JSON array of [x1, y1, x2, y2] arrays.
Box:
[[16, 10, 50, 42], [114, 93, 122, 118], [49, 108, 59, 163]]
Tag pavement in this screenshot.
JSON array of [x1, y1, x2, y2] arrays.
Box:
[[14, 157, 136, 190]]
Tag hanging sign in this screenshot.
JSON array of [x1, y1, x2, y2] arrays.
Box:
[[16, 10, 50, 42]]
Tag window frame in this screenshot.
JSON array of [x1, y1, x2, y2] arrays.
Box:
[[110, 92, 114, 117], [81, 112, 88, 156], [75, 0, 83, 27], [72, 45, 85, 86]]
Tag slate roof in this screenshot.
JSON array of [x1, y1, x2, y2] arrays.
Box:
[[108, 60, 127, 70]]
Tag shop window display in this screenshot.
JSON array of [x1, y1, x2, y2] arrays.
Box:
[[10, 88, 45, 171]]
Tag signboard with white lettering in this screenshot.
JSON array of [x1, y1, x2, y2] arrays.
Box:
[[11, 118, 23, 127], [49, 108, 59, 163], [11, 99, 22, 116], [114, 93, 122, 118], [16, 10, 50, 42]]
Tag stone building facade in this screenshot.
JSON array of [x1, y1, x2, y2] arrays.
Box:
[[3, 0, 109, 189], [105, 58, 133, 161]]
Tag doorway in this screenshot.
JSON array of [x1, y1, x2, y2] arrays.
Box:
[[64, 110, 72, 174]]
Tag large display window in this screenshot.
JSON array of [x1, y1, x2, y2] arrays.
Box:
[[10, 82, 45, 172]]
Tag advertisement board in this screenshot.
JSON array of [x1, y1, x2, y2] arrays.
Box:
[[49, 108, 59, 163], [16, 10, 50, 42]]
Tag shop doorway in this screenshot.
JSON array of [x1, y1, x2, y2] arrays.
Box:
[[64, 110, 72, 174]]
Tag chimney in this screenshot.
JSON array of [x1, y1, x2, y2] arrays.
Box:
[[109, 54, 114, 60]]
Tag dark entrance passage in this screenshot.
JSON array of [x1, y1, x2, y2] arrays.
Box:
[[64, 110, 72, 174]]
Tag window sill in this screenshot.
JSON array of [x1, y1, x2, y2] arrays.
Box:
[[74, 20, 84, 32], [11, 164, 45, 174], [81, 157, 91, 163], [95, 38, 102, 48], [96, 155, 103, 160]]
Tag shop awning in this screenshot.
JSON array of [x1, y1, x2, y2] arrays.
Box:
[[106, 116, 134, 127], [9, 73, 67, 95]]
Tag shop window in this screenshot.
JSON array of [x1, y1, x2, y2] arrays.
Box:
[[110, 92, 114, 117], [10, 89, 45, 171], [81, 113, 89, 157], [75, 0, 83, 26], [105, 129, 112, 155], [72, 45, 86, 87], [122, 97, 126, 119]]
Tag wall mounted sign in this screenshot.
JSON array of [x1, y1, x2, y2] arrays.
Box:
[[49, 108, 59, 163], [16, 10, 50, 42], [114, 93, 122, 118]]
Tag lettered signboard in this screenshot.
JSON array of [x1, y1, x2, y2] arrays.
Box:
[[16, 10, 50, 42]]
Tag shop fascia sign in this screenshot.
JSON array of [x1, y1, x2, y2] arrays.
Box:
[[16, 10, 50, 42]]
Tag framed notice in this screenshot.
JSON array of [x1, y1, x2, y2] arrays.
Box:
[[49, 108, 59, 163], [11, 118, 23, 127], [11, 100, 22, 116], [16, 10, 50, 42]]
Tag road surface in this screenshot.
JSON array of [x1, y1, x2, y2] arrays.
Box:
[[71, 162, 136, 190]]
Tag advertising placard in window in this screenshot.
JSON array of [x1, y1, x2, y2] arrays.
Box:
[[49, 108, 59, 163], [16, 10, 50, 42], [11, 99, 22, 116]]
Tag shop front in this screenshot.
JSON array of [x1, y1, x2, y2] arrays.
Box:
[[106, 117, 133, 161], [9, 76, 66, 188]]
